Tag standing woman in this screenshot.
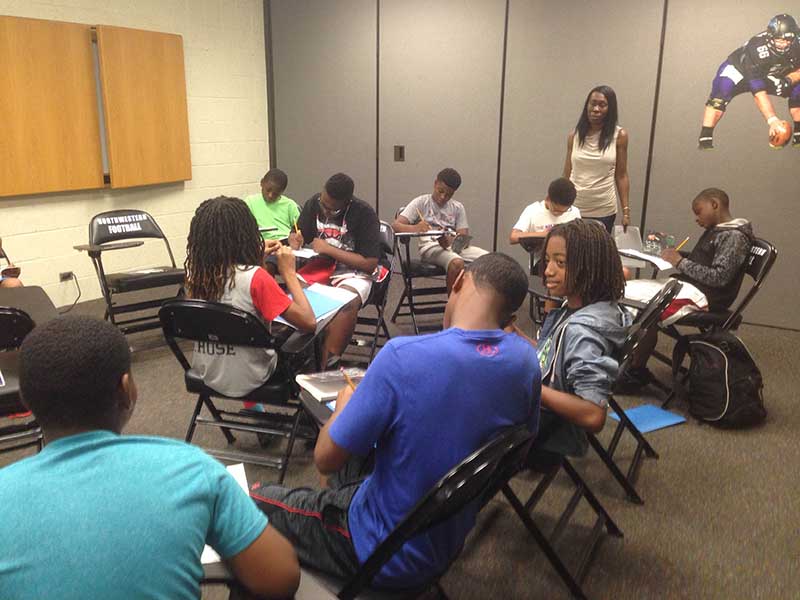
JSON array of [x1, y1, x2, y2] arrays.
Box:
[[563, 85, 630, 233]]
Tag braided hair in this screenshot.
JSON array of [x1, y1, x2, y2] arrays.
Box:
[[185, 196, 264, 301], [541, 219, 625, 305]]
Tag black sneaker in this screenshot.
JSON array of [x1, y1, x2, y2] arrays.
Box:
[[614, 367, 655, 394]]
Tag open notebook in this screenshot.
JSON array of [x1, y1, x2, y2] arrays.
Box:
[[273, 283, 356, 327]]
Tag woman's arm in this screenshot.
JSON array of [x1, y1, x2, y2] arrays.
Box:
[[615, 128, 630, 231], [563, 131, 575, 179]]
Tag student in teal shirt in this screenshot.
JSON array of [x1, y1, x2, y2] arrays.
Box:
[[245, 168, 301, 243], [0, 316, 300, 600]]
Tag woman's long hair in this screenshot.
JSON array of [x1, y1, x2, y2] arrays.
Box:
[[185, 196, 264, 301], [574, 85, 619, 153]]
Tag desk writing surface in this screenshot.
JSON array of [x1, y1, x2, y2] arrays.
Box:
[[0, 286, 59, 327]]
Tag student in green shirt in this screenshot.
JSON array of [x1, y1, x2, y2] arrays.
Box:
[[245, 168, 301, 243]]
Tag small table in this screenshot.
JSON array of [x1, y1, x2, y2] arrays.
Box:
[[0, 286, 58, 326], [393, 230, 449, 240]]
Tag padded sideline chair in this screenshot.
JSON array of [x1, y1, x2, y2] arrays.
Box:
[[203, 425, 536, 600], [346, 221, 394, 365], [159, 299, 317, 484], [390, 208, 448, 335], [586, 279, 683, 504], [0, 307, 42, 455], [75, 210, 185, 335]]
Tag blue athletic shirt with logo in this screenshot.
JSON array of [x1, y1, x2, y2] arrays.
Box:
[[329, 328, 540, 587]]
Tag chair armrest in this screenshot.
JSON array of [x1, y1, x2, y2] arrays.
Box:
[[74, 241, 145, 255], [620, 298, 647, 311]]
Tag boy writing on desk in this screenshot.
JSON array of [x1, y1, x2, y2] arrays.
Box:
[[244, 168, 300, 275], [288, 173, 382, 367], [509, 177, 580, 258], [393, 168, 488, 293], [621, 187, 754, 390], [250, 253, 540, 589]]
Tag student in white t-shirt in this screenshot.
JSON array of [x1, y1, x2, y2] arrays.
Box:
[[510, 178, 581, 251]]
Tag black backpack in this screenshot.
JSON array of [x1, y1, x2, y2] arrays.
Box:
[[672, 330, 766, 428]]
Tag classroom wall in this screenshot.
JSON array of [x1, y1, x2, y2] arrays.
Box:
[[268, 0, 797, 328], [0, 0, 269, 307]]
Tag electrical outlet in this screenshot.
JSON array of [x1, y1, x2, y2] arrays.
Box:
[[59, 271, 74, 282]]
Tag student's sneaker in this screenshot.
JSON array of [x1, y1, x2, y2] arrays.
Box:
[[698, 136, 714, 150], [614, 367, 656, 394]]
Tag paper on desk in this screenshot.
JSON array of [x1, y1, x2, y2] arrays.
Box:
[[293, 247, 318, 259], [273, 283, 357, 327], [201, 463, 248, 564], [618, 249, 673, 271]]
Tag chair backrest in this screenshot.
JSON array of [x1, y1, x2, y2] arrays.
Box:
[[378, 220, 395, 257], [158, 299, 277, 371], [90, 209, 170, 245], [618, 279, 682, 374], [337, 424, 535, 599], [0, 307, 35, 351], [724, 238, 777, 328]]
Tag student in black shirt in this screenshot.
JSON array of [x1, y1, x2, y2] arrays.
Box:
[[289, 173, 382, 365]]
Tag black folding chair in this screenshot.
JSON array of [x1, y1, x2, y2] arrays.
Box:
[[502, 451, 622, 600], [204, 425, 536, 600], [346, 221, 394, 365], [0, 307, 42, 455], [75, 209, 185, 335], [586, 279, 683, 504], [390, 208, 448, 335], [159, 299, 319, 484]]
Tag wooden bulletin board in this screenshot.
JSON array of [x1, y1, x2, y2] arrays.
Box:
[[0, 16, 105, 197], [96, 25, 192, 188]]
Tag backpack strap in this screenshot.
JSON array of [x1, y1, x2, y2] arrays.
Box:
[[671, 336, 692, 400]]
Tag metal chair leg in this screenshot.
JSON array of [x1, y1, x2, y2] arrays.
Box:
[[201, 396, 236, 444]]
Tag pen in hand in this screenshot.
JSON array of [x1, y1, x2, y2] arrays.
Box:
[[674, 236, 690, 251], [340, 367, 357, 391]]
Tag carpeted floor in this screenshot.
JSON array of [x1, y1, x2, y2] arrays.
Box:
[[2, 277, 798, 599]]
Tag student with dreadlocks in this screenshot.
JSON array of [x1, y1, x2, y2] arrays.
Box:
[[185, 196, 316, 398], [515, 219, 632, 457]]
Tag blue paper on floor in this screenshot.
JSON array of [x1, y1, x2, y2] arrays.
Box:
[[610, 404, 686, 433]]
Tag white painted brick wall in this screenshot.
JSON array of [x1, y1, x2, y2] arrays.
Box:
[[0, 0, 270, 308]]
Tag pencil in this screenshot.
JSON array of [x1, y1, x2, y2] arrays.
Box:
[[293, 219, 300, 234], [675, 236, 690, 251], [415, 207, 427, 224], [340, 367, 357, 391]]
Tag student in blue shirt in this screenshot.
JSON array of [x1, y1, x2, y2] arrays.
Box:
[[0, 316, 300, 600], [251, 253, 541, 589]]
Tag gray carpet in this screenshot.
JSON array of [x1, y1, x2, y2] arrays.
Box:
[[2, 278, 797, 599]]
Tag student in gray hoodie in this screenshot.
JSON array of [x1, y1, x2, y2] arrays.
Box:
[[510, 219, 632, 456]]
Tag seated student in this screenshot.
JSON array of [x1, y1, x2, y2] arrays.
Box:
[[511, 219, 631, 457], [250, 253, 541, 589], [245, 168, 301, 274], [623, 187, 754, 387], [288, 173, 382, 366], [509, 177, 580, 257], [0, 236, 23, 288], [186, 196, 315, 398], [0, 316, 300, 600], [393, 168, 488, 293]]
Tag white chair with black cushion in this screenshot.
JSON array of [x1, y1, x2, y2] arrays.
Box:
[[75, 209, 185, 335]]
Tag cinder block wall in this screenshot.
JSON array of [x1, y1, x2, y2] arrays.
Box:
[[0, 0, 269, 306]]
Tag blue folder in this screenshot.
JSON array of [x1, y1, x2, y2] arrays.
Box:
[[302, 287, 349, 319], [610, 404, 686, 433]]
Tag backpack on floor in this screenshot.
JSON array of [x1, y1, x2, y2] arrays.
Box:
[[672, 330, 766, 428]]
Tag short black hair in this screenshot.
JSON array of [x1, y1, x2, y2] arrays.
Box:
[[541, 219, 625, 305], [437, 168, 462, 191], [694, 187, 729, 209], [263, 168, 288, 191], [19, 316, 131, 430], [548, 177, 577, 206], [466, 253, 528, 325], [325, 173, 355, 203]]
